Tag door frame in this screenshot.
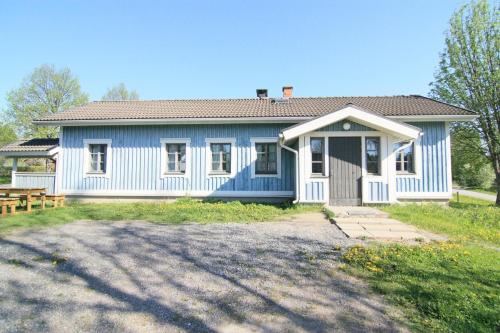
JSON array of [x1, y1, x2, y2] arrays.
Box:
[[299, 131, 391, 204]]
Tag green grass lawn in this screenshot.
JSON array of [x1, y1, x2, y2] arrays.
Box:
[[380, 195, 499, 245], [0, 198, 322, 234], [0, 174, 10, 184], [342, 195, 500, 333]]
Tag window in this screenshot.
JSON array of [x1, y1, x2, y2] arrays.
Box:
[[394, 142, 415, 173], [210, 143, 232, 174], [310, 138, 324, 175], [365, 137, 380, 175], [88, 144, 107, 173], [166, 143, 186, 173], [161, 139, 190, 177], [255, 143, 277, 175]]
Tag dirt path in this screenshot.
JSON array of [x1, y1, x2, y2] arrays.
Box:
[[0, 215, 408, 332]]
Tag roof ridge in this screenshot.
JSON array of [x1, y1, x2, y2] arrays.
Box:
[[90, 95, 417, 103]]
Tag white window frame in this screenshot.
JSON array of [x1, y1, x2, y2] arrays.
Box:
[[160, 138, 191, 178], [250, 137, 281, 178], [394, 136, 422, 178], [83, 139, 112, 178], [309, 137, 325, 177], [365, 136, 381, 176], [205, 138, 237, 178]]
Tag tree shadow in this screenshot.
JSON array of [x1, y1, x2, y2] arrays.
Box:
[[0, 221, 406, 332]]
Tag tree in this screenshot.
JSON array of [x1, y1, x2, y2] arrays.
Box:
[[430, 0, 499, 204], [451, 126, 495, 188], [0, 123, 17, 178], [0, 123, 17, 146], [5, 64, 89, 138], [102, 83, 139, 101]]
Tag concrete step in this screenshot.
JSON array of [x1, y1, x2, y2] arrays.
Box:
[[326, 206, 390, 219]]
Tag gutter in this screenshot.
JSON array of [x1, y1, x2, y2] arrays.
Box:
[[32, 114, 478, 127], [279, 134, 299, 204]]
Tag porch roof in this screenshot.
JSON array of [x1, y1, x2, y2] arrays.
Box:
[[0, 138, 60, 157], [280, 104, 422, 142]]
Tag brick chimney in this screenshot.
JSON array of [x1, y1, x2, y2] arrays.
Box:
[[282, 86, 293, 98]]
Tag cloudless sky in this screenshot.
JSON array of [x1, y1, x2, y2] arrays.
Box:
[[0, 0, 468, 110]]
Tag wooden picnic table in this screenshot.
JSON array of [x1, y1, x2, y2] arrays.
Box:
[[0, 187, 46, 213]]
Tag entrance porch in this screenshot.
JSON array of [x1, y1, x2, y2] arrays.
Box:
[[280, 104, 422, 205]]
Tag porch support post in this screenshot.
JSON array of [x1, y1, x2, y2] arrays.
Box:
[[11, 158, 18, 186]]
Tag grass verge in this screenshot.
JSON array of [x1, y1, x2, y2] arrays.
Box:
[[0, 198, 322, 234], [341, 195, 500, 332], [0, 175, 10, 184], [469, 187, 497, 196], [379, 194, 499, 245]]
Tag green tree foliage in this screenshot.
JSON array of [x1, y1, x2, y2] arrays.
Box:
[[451, 126, 495, 188], [101, 83, 139, 101], [0, 123, 17, 177], [5, 64, 89, 138], [0, 123, 17, 146], [430, 0, 499, 204]]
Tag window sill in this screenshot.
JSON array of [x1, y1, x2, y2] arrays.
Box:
[[208, 172, 233, 177], [396, 172, 419, 178], [162, 172, 188, 178], [84, 172, 109, 178], [252, 173, 280, 178], [310, 174, 328, 179]]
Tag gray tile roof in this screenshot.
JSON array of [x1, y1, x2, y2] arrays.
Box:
[[35, 95, 474, 123], [0, 138, 59, 152]]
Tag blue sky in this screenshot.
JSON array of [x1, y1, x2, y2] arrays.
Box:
[[0, 0, 467, 109]]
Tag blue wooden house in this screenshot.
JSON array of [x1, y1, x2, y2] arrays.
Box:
[[0, 87, 476, 205]]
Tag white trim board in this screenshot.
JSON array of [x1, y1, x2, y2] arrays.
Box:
[[205, 138, 237, 178], [33, 114, 477, 126], [61, 189, 294, 198], [0, 147, 60, 157], [250, 137, 281, 179], [281, 105, 421, 142], [34, 117, 309, 126], [83, 139, 112, 178], [159, 138, 191, 179], [396, 192, 452, 199]]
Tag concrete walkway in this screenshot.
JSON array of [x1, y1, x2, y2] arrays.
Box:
[[327, 206, 444, 242], [453, 188, 496, 202]]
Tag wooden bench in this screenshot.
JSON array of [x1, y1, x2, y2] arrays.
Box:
[[43, 194, 65, 208], [20, 194, 65, 209], [0, 198, 18, 216]]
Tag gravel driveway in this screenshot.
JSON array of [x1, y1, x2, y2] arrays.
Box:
[[0, 213, 407, 333]]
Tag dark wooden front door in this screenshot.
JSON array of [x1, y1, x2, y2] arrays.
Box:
[[329, 137, 362, 206]]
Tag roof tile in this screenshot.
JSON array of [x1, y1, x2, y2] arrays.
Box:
[[35, 95, 474, 122]]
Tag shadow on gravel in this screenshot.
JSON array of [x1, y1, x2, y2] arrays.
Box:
[[0, 221, 405, 332]]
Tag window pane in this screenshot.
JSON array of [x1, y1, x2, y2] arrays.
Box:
[[225, 152, 231, 172], [168, 160, 176, 172], [394, 142, 415, 173], [210, 143, 231, 173], [367, 161, 378, 174], [166, 143, 186, 173], [256, 161, 266, 173], [88, 144, 106, 172], [310, 138, 324, 174], [312, 162, 323, 174], [255, 143, 277, 174], [311, 138, 322, 154], [365, 137, 380, 175]]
